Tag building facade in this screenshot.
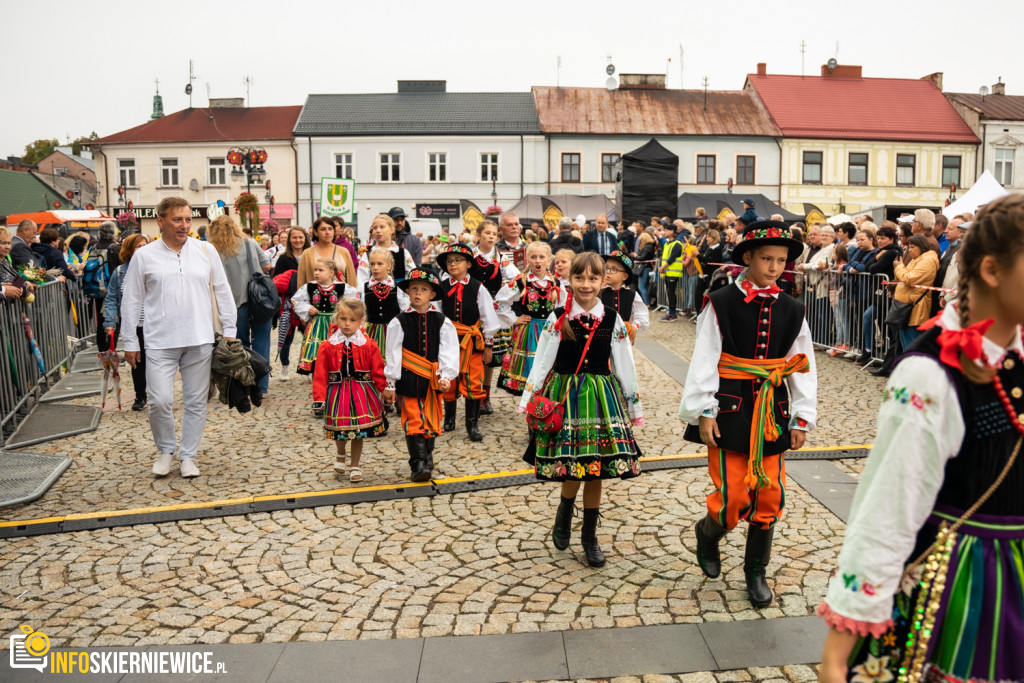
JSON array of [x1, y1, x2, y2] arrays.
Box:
[[946, 83, 1024, 192]]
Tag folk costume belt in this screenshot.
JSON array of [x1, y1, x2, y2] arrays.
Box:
[[401, 350, 442, 391], [717, 351, 810, 489], [453, 321, 485, 374]]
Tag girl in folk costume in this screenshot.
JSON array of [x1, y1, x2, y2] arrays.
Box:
[[498, 241, 560, 395], [678, 221, 817, 609], [601, 251, 650, 345], [438, 243, 501, 442], [357, 214, 417, 286], [312, 299, 388, 483], [519, 252, 644, 568], [357, 247, 410, 362], [552, 248, 574, 308], [292, 258, 358, 382], [471, 219, 521, 414], [819, 196, 1024, 683]]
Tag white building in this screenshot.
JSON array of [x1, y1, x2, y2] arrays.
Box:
[[947, 82, 1024, 192]]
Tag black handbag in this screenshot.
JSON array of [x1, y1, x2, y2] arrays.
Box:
[[245, 240, 281, 323], [884, 291, 928, 328]]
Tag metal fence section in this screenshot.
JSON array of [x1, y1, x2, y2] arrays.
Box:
[[794, 270, 893, 365], [0, 281, 95, 443]]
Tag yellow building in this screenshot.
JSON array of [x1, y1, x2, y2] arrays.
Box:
[[746, 64, 979, 220]]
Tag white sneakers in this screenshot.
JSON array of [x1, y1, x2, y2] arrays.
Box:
[[180, 460, 200, 478], [279, 364, 290, 381], [152, 452, 175, 477]]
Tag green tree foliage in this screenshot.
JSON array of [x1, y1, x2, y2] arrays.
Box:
[[71, 132, 98, 156], [22, 138, 59, 165]]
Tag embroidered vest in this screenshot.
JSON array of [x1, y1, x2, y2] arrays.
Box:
[[551, 307, 615, 376], [601, 287, 637, 323], [363, 282, 400, 324], [395, 310, 445, 398], [441, 277, 482, 326]]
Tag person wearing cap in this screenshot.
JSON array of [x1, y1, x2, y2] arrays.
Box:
[[678, 220, 817, 608], [382, 270, 459, 482], [437, 243, 500, 442], [387, 207, 423, 268], [739, 199, 758, 226], [601, 252, 649, 344]]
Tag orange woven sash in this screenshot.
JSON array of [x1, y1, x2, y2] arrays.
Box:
[[453, 320, 484, 374], [401, 349, 441, 391]]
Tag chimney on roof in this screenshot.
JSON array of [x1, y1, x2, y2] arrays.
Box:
[[618, 74, 666, 90], [820, 64, 862, 78], [756, 63, 767, 76], [922, 72, 943, 91], [397, 80, 446, 93], [993, 78, 1006, 96], [210, 97, 245, 108]]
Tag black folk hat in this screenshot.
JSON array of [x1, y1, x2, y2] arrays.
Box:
[[731, 220, 805, 263]]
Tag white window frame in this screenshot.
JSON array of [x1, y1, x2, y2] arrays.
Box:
[[560, 151, 582, 183], [896, 153, 916, 187], [379, 152, 401, 183], [160, 157, 180, 188], [696, 153, 717, 185], [118, 158, 137, 188], [734, 153, 757, 186], [479, 152, 500, 183], [426, 151, 449, 183], [599, 151, 621, 184], [994, 148, 1014, 186], [207, 157, 227, 187], [333, 152, 354, 180]]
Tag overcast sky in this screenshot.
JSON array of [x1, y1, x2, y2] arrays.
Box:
[[4, 0, 1021, 158]]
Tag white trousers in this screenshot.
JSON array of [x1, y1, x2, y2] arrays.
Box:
[[145, 345, 213, 461]]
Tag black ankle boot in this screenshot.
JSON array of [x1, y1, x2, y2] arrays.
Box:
[[405, 435, 431, 482], [744, 525, 775, 607], [694, 514, 729, 578], [425, 437, 435, 471], [552, 496, 576, 550], [580, 508, 606, 567], [465, 399, 483, 442], [443, 401, 457, 433]]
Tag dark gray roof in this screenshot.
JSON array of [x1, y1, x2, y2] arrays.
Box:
[[294, 92, 541, 136]]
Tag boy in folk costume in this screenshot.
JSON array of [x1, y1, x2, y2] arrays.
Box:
[[382, 270, 459, 482], [600, 251, 650, 344], [678, 221, 817, 608], [437, 243, 501, 442]]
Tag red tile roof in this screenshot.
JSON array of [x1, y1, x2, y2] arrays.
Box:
[[90, 106, 302, 145], [746, 73, 979, 144]]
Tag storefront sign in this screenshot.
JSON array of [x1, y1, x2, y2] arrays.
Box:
[[260, 204, 294, 219], [415, 203, 460, 219], [319, 178, 355, 219], [113, 206, 208, 220]]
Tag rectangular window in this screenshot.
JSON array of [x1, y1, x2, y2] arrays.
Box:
[[427, 152, 447, 182], [736, 155, 755, 185], [379, 153, 400, 182], [802, 151, 822, 184], [208, 158, 226, 186], [995, 149, 1014, 186], [334, 153, 353, 179], [118, 159, 136, 187], [561, 153, 580, 182], [848, 153, 868, 185], [941, 155, 961, 187], [697, 155, 716, 184], [480, 153, 499, 182], [896, 154, 916, 186], [601, 153, 621, 183], [160, 158, 179, 187]]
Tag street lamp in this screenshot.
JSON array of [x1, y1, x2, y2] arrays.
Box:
[[226, 147, 269, 194], [491, 173, 497, 208]]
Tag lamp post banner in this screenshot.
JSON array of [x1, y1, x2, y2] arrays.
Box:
[[319, 178, 355, 219]]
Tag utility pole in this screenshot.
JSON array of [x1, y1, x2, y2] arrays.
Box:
[[702, 76, 709, 111], [679, 44, 684, 89], [187, 60, 196, 108]]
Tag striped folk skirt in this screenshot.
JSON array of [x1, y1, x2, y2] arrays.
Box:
[[297, 312, 333, 374], [363, 321, 387, 362], [497, 319, 545, 396], [324, 372, 388, 441], [845, 506, 1024, 682], [488, 327, 513, 368], [523, 371, 641, 482]]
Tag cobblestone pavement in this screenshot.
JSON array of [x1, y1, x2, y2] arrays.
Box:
[[525, 667, 821, 683]]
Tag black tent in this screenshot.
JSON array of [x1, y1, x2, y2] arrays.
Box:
[[616, 139, 678, 223], [676, 193, 801, 223]]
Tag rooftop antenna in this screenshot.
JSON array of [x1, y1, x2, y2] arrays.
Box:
[[702, 76, 709, 111], [800, 40, 807, 78], [666, 57, 671, 86], [245, 75, 252, 107], [185, 60, 196, 107], [556, 55, 562, 87], [679, 44, 684, 89], [835, 41, 840, 60]]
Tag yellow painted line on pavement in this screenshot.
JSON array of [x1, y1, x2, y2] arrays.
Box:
[[251, 481, 434, 502], [62, 497, 256, 521], [0, 515, 65, 528]]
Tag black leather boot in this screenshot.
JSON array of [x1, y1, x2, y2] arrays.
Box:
[[580, 508, 606, 567], [744, 525, 775, 607], [694, 514, 729, 579], [465, 399, 483, 442], [551, 496, 576, 550], [481, 386, 493, 415], [406, 435, 431, 482], [425, 437, 435, 471], [443, 400, 457, 433]]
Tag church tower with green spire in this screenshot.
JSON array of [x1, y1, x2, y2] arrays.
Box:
[[150, 79, 164, 120]]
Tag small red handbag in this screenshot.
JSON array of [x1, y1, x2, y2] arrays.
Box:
[[524, 314, 597, 434]]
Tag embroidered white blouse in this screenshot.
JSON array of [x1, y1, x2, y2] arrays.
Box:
[[820, 304, 1024, 632], [517, 300, 644, 424], [357, 243, 417, 289], [290, 281, 359, 322], [356, 276, 410, 311], [382, 311, 460, 391], [677, 277, 818, 430]]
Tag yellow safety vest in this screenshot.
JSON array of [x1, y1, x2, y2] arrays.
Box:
[[661, 241, 684, 278]]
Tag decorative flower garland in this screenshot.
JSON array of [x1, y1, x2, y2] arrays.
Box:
[[117, 212, 137, 231], [234, 192, 261, 234]]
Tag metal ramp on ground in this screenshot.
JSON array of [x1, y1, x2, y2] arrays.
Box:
[[39, 372, 103, 402], [0, 450, 72, 509], [4, 403, 101, 450]]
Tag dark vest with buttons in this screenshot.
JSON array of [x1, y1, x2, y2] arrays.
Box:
[[441, 277, 483, 327], [901, 329, 1024, 519], [392, 247, 407, 280], [363, 282, 400, 324], [684, 284, 805, 455], [395, 310, 445, 398], [306, 282, 340, 314], [551, 307, 615, 376], [600, 287, 637, 324], [513, 279, 559, 320], [471, 255, 503, 298]]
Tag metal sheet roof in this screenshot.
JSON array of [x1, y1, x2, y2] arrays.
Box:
[[294, 93, 541, 136], [0, 169, 70, 216], [532, 87, 780, 137], [947, 93, 1024, 121]]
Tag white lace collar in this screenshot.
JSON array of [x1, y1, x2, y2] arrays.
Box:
[[328, 328, 366, 346], [368, 276, 396, 289], [568, 299, 604, 322]]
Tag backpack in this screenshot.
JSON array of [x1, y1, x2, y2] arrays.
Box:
[[82, 249, 109, 300]]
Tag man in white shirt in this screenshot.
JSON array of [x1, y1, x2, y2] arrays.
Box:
[[121, 197, 237, 479]]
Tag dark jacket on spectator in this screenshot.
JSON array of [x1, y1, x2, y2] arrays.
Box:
[[550, 232, 583, 254], [10, 235, 40, 267], [31, 243, 76, 280], [867, 244, 901, 279], [634, 242, 656, 268]]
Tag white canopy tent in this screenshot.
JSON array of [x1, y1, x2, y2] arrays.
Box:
[[942, 170, 1008, 217]]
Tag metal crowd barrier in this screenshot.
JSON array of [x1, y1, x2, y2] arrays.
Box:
[[793, 270, 893, 365], [0, 281, 96, 442]]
